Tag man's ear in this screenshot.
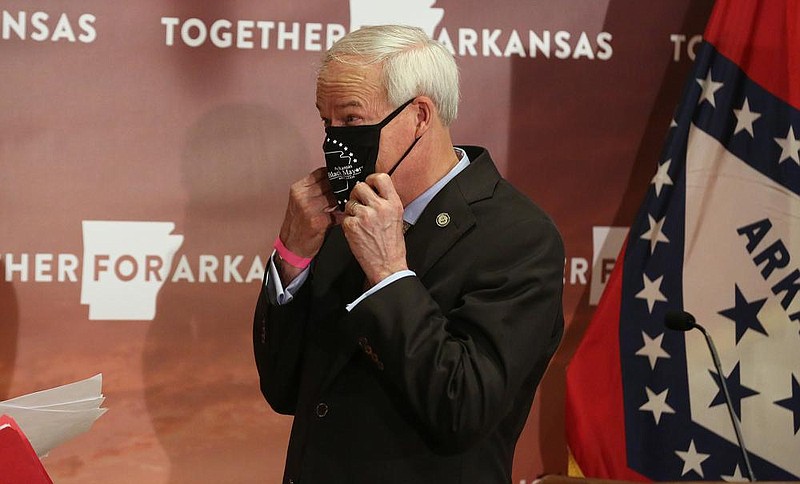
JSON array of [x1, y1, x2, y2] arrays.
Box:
[[412, 96, 435, 138]]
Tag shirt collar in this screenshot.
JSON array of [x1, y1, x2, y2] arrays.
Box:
[[403, 147, 470, 225]]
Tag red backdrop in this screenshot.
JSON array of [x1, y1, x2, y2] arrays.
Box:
[[0, 1, 713, 482]]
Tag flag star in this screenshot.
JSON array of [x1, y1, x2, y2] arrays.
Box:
[[635, 331, 671, 369], [639, 387, 675, 424], [675, 440, 710, 478], [774, 374, 800, 434], [650, 159, 674, 197], [640, 214, 670, 254], [722, 464, 747, 482], [733, 98, 761, 136], [709, 363, 759, 420], [636, 274, 668, 313], [775, 125, 800, 165], [718, 285, 768, 344], [696, 72, 724, 107]]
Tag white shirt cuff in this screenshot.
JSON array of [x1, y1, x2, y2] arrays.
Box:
[[266, 250, 310, 305], [345, 270, 416, 312]]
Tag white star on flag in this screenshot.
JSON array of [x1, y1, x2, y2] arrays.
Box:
[[733, 98, 761, 136], [635, 331, 671, 369], [640, 214, 670, 254], [676, 440, 711, 478], [722, 465, 748, 482], [696, 72, 724, 107], [775, 125, 800, 165], [639, 387, 675, 424], [635, 274, 668, 313], [650, 159, 674, 197]]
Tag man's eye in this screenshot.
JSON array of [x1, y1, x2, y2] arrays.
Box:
[[345, 115, 362, 124]]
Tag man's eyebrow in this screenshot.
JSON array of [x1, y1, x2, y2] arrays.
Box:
[[337, 100, 363, 109], [315, 100, 364, 111]]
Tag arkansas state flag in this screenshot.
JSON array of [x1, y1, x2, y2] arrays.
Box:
[[566, 0, 800, 480]]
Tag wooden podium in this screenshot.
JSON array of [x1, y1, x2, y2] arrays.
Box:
[[0, 415, 53, 484]]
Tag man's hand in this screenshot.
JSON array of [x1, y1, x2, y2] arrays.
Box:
[[342, 173, 408, 286], [277, 167, 337, 283]]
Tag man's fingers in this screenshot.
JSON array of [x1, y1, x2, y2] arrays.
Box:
[[292, 167, 336, 203], [308, 166, 329, 183], [365, 173, 399, 202], [331, 209, 346, 225], [315, 179, 338, 207], [350, 180, 382, 207]]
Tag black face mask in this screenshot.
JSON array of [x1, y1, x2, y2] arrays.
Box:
[[324, 98, 421, 211]]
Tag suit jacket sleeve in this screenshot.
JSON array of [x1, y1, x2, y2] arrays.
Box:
[[253, 275, 312, 415], [344, 213, 565, 452]]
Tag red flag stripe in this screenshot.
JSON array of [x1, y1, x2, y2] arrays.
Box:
[[566, 240, 646, 481], [704, 0, 800, 109]]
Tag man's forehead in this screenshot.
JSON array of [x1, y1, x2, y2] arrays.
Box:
[[316, 63, 387, 110], [318, 60, 383, 86]]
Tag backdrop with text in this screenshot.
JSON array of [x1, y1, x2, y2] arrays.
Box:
[[0, 1, 713, 482]]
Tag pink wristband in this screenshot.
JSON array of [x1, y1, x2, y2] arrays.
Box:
[[274, 237, 312, 269]]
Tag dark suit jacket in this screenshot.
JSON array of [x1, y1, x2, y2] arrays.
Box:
[[254, 146, 564, 484]]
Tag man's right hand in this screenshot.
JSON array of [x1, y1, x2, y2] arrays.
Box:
[[276, 167, 338, 284]]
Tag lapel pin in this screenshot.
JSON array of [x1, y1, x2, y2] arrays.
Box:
[[435, 212, 451, 227]]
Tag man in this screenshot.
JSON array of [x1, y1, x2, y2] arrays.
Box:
[[254, 25, 564, 484]]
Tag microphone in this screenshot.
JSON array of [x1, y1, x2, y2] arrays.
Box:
[[664, 310, 696, 332], [663, 310, 756, 482]]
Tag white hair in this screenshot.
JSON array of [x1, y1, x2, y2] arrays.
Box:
[[321, 25, 460, 126]]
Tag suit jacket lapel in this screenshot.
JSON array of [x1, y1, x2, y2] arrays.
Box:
[[405, 184, 475, 280], [405, 146, 500, 279]]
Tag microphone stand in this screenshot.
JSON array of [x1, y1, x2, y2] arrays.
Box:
[[695, 324, 756, 482]]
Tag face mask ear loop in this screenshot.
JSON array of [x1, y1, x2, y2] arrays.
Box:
[[377, 98, 415, 129], [386, 133, 422, 177]]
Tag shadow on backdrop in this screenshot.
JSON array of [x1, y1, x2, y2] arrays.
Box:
[[142, 103, 307, 483], [506, 0, 714, 474], [0, 261, 19, 400]]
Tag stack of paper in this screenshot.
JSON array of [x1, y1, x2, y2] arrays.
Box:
[[0, 374, 107, 456]]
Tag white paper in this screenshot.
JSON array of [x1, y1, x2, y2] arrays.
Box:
[[2, 374, 102, 407], [0, 374, 107, 456]]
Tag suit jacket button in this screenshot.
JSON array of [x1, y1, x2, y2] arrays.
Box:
[[316, 402, 329, 418]]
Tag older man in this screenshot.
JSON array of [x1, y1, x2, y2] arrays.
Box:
[[254, 25, 564, 484]]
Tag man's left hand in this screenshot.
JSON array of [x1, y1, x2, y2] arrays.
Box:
[[341, 173, 408, 286]]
